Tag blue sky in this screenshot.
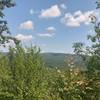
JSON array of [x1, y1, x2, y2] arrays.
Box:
[[3, 0, 98, 53]]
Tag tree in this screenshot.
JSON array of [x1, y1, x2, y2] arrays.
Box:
[[73, 0, 100, 73], [73, 1, 100, 99], [0, 0, 20, 47], [0, 45, 47, 100]]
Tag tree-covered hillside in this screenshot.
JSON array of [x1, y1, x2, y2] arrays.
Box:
[[41, 53, 86, 70]]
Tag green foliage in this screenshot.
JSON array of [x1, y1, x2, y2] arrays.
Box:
[[0, 45, 99, 100], [0, 45, 46, 100], [0, 0, 20, 46], [42, 53, 85, 70], [73, 1, 100, 99], [0, 45, 100, 100]]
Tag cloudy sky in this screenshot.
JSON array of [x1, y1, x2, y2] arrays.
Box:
[[4, 0, 99, 53]]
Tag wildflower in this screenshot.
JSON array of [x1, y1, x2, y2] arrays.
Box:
[[77, 81, 84, 85], [63, 87, 68, 91], [57, 69, 61, 73], [61, 74, 65, 78], [64, 82, 68, 86], [86, 87, 93, 90], [58, 88, 63, 92]]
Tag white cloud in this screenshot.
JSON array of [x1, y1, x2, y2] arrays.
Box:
[[37, 33, 55, 37], [0, 40, 16, 52], [5, 39, 16, 48], [46, 26, 56, 32], [19, 20, 34, 30], [15, 34, 33, 41], [61, 10, 95, 27], [40, 5, 61, 18], [37, 26, 56, 37], [33, 43, 46, 47], [74, 11, 82, 16], [30, 9, 34, 15], [60, 4, 67, 9]]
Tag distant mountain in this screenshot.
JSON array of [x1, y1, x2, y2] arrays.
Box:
[[0, 52, 86, 70], [41, 53, 86, 70]]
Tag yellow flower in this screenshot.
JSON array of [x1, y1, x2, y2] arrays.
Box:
[[57, 69, 61, 73], [77, 81, 84, 85]]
